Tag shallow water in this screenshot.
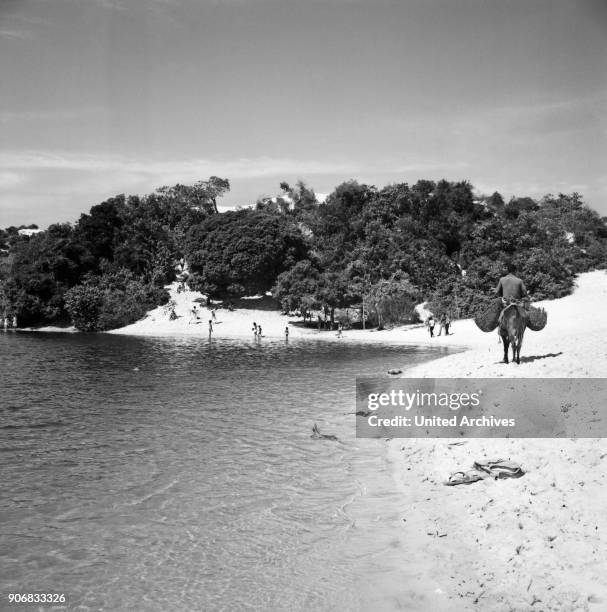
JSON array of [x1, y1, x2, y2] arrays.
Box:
[[0, 332, 451, 611]]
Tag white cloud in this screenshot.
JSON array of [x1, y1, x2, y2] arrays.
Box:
[[0, 150, 468, 183], [0, 107, 107, 124], [0, 171, 25, 189], [0, 29, 31, 40]]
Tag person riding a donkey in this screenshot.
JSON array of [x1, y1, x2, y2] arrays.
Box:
[[495, 261, 530, 364], [474, 261, 547, 364]]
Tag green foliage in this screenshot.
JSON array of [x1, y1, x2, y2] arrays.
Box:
[[65, 270, 169, 331], [64, 284, 104, 331], [185, 209, 309, 298], [272, 260, 321, 314], [486, 191, 505, 213], [2, 177, 227, 327], [365, 276, 419, 328]]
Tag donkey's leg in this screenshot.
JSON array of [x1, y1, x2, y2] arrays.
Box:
[[517, 331, 524, 364], [502, 334, 509, 363]]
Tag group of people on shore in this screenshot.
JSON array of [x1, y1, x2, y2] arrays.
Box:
[[2, 315, 18, 330], [251, 321, 263, 338], [425, 313, 451, 338], [186, 304, 218, 335], [251, 321, 291, 341]]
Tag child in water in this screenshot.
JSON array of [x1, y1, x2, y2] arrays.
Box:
[[426, 315, 435, 338]]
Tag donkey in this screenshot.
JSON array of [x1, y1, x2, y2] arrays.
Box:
[[499, 304, 527, 364]]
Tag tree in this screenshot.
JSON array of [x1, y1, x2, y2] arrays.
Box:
[[185, 210, 309, 298], [365, 275, 418, 329], [76, 196, 125, 262], [154, 176, 229, 216], [504, 197, 538, 219], [272, 259, 321, 318], [64, 284, 103, 331], [486, 191, 505, 214], [64, 269, 168, 331]]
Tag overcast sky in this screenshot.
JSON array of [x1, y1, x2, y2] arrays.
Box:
[[1, 0, 606, 226]]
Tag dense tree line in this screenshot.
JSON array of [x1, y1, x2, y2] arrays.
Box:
[[1, 175, 606, 331], [0, 178, 229, 329]]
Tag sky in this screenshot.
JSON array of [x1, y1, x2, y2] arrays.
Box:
[[1, 0, 606, 227]]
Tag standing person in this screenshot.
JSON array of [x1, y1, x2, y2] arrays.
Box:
[[12, 315, 17, 329], [190, 305, 199, 324], [337, 322, 343, 338], [252, 322, 258, 336], [257, 325, 262, 338], [208, 320, 213, 336], [426, 315, 435, 338], [444, 313, 451, 335], [437, 314, 446, 336], [3, 314, 7, 331], [285, 326, 289, 341]]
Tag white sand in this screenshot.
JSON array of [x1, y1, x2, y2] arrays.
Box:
[[108, 285, 303, 339], [385, 269, 607, 611]]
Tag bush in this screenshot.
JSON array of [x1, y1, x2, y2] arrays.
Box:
[[64, 285, 103, 331], [65, 271, 169, 331]]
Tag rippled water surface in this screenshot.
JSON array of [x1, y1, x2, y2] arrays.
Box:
[[1, 332, 450, 611]]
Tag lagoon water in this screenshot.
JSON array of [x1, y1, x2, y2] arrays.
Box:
[[1, 332, 450, 611]]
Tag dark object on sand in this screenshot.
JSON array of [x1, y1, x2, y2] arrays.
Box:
[[473, 459, 525, 480], [445, 459, 525, 486], [474, 299, 503, 332], [444, 470, 485, 486], [526, 305, 548, 331], [388, 368, 402, 375], [311, 423, 338, 441]]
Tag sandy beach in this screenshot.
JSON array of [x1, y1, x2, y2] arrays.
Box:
[[108, 270, 607, 610], [385, 270, 607, 611]]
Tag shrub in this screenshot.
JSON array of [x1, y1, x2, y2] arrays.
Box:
[[65, 271, 168, 331], [64, 285, 103, 331]]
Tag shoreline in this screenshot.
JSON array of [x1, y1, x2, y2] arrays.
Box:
[[21, 270, 607, 377], [95, 268, 606, 379]]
